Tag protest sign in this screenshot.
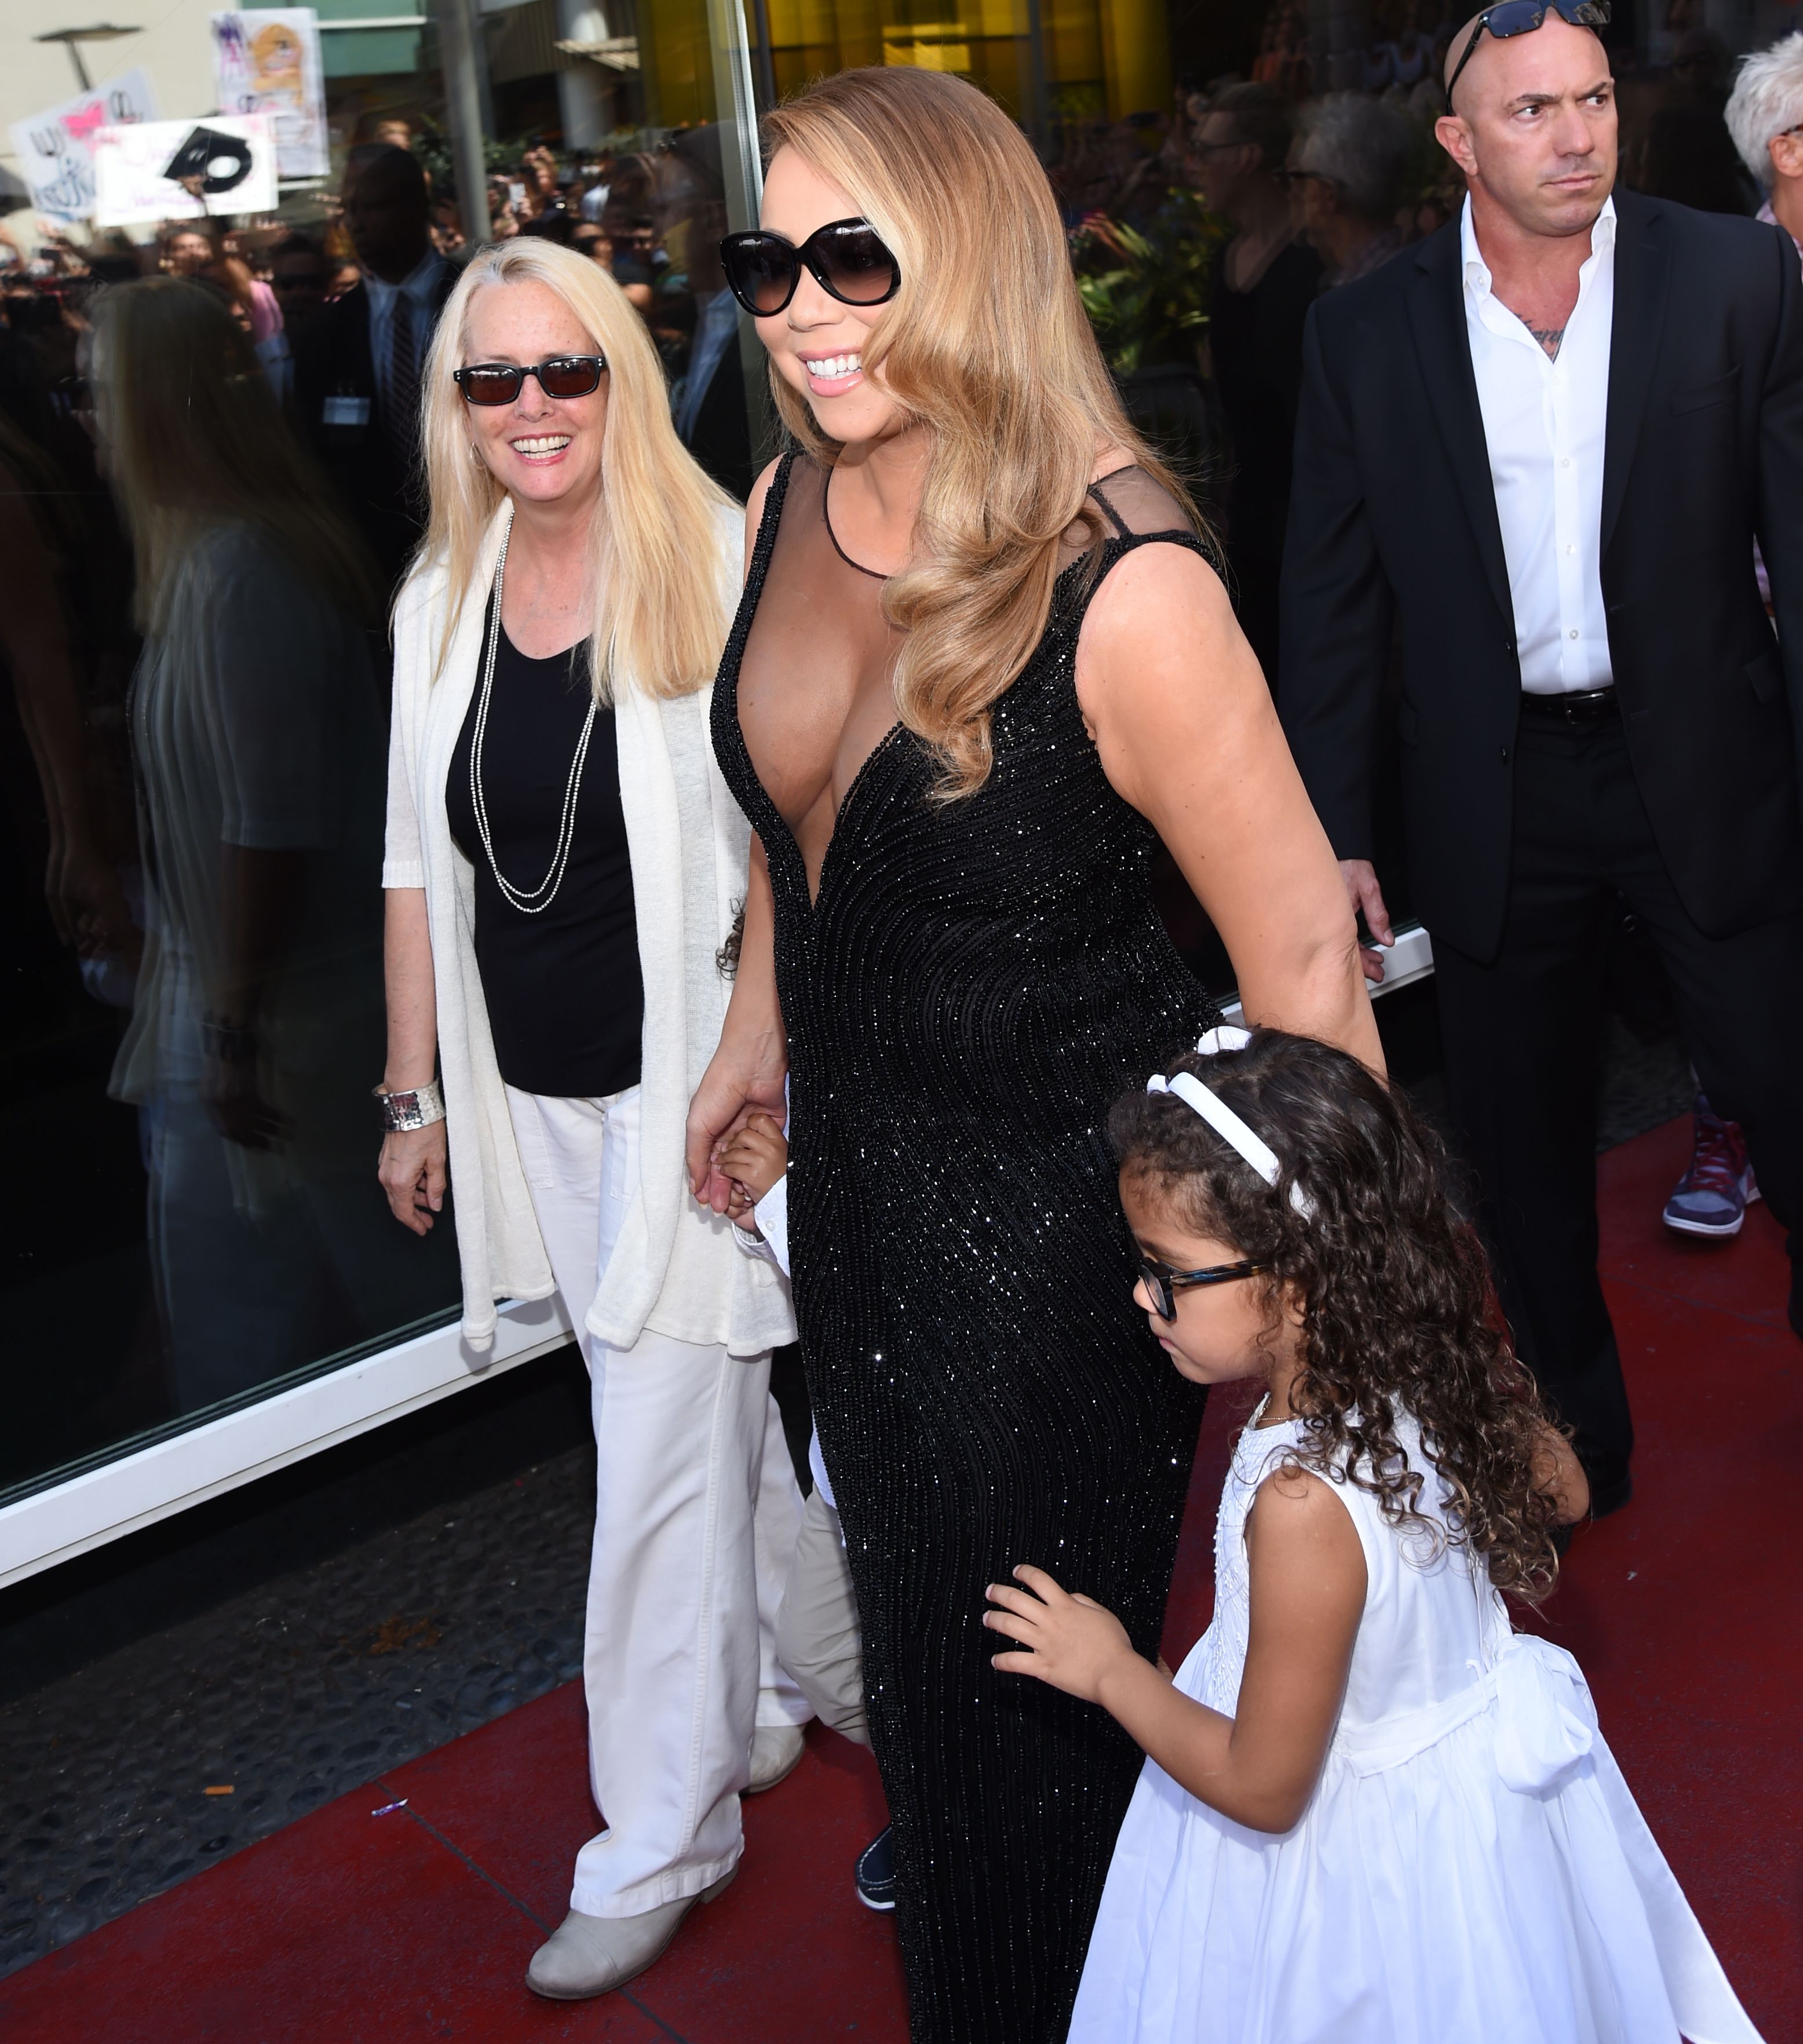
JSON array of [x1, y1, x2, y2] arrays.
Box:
[[92, 114, 278, 227], [210, 11, 329, 181], [7, 68, 160, 225]]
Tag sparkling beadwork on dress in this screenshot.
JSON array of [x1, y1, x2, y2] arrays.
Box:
[[468, 519, 597, 915], [714, 456, 1223, 2044]]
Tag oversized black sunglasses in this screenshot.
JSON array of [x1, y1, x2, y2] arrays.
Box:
[[1446, 0, 1611, 105], [719, 218, 901, 319], [454, 355, 608, 406], [1135, 1254, 1270, 1324]]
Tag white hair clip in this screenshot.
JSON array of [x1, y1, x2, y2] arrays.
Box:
[[1147, 1027, 1316, 1218]]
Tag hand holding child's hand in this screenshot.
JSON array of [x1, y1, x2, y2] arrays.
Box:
[[718, 1112, 787, 1207], [984, 1566, 1140, 1706]]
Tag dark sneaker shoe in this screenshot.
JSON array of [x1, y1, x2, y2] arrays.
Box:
[[855, 1825, 895, 1912], [1663, 1095, 1758, 1238]]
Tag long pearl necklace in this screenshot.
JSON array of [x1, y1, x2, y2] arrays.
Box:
[[468, 523, 597, 916]]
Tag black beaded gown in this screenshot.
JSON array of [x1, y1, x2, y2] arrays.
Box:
[[713, 455, 1221, 2042]]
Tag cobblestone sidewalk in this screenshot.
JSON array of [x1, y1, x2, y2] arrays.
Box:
[[0, 1444, 596, 1979]]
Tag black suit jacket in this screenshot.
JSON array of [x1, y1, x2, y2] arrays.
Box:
[[291, 262, 457, 600], [1278, 191, 1803, 962]]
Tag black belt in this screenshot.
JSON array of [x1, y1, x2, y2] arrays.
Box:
[[1518, 688, 1618, 726]]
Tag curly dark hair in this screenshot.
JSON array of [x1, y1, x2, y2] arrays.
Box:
[[1109, 1030, 1563, 1601], [716, 900, 745, 980]]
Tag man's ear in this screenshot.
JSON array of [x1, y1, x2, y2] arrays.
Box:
[[1436, 112, 1479, 181]]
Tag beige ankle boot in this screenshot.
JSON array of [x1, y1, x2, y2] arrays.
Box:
[[747, 1722, 806, 1793], [524, 1867, 736, 2001]]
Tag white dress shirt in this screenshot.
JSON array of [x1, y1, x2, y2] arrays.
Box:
[[364, 249, 449, 417], [1461, 194, 1616, 695]]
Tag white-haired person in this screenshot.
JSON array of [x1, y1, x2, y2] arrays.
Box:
[[1656, 31, 1803, 1245], [376, 236, 808, 2002], [1728, 30, 1803, 262]]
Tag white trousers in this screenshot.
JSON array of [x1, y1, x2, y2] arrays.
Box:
[[774, 1486, 869, 1748], [506, 1083, 809, 1918]]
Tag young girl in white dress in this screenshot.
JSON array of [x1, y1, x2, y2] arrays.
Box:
[[983, 1027, 1764, 2044]]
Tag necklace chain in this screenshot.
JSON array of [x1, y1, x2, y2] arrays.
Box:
[[468, 523, 597, 916]]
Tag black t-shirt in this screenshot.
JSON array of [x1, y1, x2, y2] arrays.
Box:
[[447, 604, 643, 1098]]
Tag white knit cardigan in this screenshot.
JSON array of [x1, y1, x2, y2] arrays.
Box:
[[382, 500, 795, 1359]]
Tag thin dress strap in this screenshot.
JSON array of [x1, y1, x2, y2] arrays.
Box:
[[1086, 469, 1137, 539]]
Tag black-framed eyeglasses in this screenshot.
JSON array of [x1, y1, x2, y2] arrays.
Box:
[[719, 218, 902, 319], [454, 355, 607, 406], [1135, 1254, 1270, 1323], [1446, 0, 1611, 105]]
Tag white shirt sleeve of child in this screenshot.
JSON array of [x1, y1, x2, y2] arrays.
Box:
[[751, 1174, 789, 1278], [729, 1172, 789, 1278], [723, 1178, 834, 1510]]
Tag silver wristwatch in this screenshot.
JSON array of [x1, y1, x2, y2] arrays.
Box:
[[375, 1079, 446, 1132]]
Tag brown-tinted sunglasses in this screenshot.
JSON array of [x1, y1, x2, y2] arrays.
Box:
[[454, 354, 608, 405]]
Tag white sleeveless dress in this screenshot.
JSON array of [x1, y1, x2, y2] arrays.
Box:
[[1070, 1410, 1764, 2044]]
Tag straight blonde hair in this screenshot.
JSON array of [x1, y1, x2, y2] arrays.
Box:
[[90, 278, 373, 636], [414, 237, 738, 701], [763, 68, 1204, 797]]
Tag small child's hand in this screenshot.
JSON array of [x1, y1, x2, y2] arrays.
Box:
[[718, 1112, 787, 1206], [984, 1565, 1140, 1706]]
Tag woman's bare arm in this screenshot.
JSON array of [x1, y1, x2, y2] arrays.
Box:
[[687, 833, 789, 1211], [378, 886, 447, 1233], [1076, 543, 1383, 1072], [987, 1468, 1366, 1833]]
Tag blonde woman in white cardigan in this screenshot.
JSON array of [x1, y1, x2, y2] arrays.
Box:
[[377, 238, 806, 2001]]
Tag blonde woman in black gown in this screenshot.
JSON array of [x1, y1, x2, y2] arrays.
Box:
[[687, 69, 1382, 2042]]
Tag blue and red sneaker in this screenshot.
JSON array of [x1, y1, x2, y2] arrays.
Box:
[[1663, 1095, 1760, 1238]]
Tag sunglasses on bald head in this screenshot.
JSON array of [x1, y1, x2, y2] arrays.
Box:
[[1446, 0, 1611, 105], [719, 218, 901, 319]]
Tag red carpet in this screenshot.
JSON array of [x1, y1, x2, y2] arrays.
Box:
[[2, 1114, 1795, 2041]]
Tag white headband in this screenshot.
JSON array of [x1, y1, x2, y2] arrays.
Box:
[[1146, 1026, 1315, 1218]]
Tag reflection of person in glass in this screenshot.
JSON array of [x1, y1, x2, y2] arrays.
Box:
[[90, 278, 452, 1411], [689, 68, 1380, 2043], [377, 238, 802, 2003], [291, 144, 456, 598], [1189, 82, 1322, 685]]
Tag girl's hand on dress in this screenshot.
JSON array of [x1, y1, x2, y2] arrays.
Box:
[[984, 1566, 1144, 1706]]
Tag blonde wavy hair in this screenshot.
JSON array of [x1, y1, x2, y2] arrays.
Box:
[[414, 236, 737, 701], [763, 67, 1205, 796], [90, 278, 372, 636]]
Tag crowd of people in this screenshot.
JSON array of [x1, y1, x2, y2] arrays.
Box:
[[2, 9, 1800, 2042]]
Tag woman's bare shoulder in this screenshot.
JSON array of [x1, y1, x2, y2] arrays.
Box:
[[1082, 533, 1233, 666]]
